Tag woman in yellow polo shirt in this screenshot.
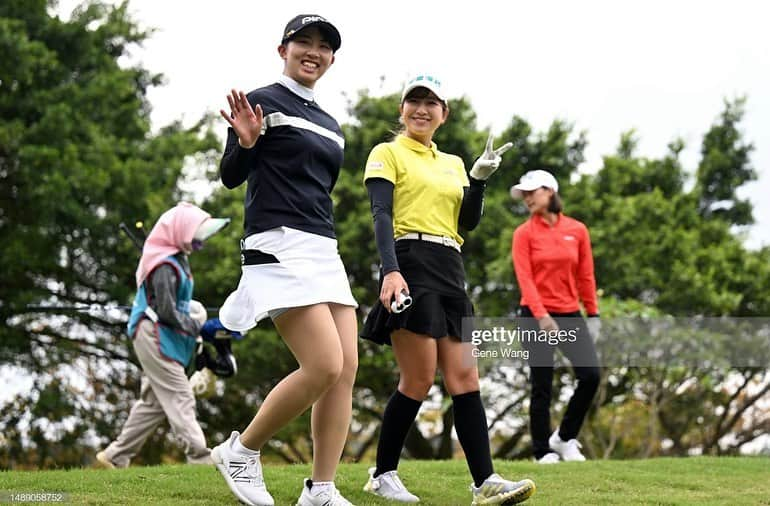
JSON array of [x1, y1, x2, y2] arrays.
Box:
[[360, 74, 536, 505]]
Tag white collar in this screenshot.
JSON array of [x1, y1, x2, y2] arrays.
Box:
[[277, 75, 315, 102]]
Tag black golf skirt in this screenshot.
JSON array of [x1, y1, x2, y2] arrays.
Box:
[[361, 239, 474, 346]]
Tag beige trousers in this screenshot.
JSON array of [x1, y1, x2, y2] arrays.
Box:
[[102, 319, 210, 467]]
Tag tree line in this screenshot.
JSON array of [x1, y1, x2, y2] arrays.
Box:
[[1, 1, 768, 469]]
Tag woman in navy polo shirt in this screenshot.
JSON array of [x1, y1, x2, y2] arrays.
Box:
[[210, 14, 357, 506], [360, 74, 536, 505]]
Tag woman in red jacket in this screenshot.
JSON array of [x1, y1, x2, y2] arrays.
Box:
[[510, 169, 601, 464]]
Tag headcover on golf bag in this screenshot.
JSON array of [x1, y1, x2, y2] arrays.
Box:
[[189, 367, 216, 398], [188, 300, 218, 398], [195, 317, 243, 378]]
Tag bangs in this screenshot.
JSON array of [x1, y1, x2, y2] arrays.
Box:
[[404, 87, 439, 101]]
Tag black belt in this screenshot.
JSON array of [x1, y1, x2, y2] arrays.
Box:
[[241, 249, 279, 266]]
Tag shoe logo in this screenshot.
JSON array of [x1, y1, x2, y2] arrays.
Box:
[[481, 483, 504, 496], [229, 461, 250, 483]]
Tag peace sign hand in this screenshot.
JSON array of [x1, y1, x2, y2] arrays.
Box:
[[469, 132, 513, 180], [219, 89, 263, 149]]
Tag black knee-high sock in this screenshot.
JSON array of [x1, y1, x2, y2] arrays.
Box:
[[375, 390, 423, 476], [452, 391, 494, 487]]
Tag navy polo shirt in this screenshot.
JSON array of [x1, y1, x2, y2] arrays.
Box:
[[220, 82, 345, 239]]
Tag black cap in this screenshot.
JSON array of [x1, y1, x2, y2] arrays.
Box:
[[281, 14, 341, 52]]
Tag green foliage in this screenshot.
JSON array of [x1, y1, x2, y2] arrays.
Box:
[[695, 97, 755, 225], [567, 102, 769, 316], [0, 0, 217, 467]]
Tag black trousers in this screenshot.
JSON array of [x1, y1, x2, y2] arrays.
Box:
[[519, 306, 600, 459]]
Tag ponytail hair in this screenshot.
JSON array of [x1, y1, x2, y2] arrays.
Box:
[[548, 192, 563, 214]]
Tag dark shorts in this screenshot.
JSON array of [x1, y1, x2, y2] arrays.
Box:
[[361, 239, 474, 346]]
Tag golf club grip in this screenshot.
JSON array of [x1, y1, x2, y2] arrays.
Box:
[[120, 222, 144, 252]]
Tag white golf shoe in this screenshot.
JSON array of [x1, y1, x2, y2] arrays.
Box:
[[470, 473, 535, 505], [211, 431, 274, 506], [549, 430, 586, 461], [94, 450, 116, 469], [535, 452, 560, 464], [363, 467, 420, 502], [296, 479, 354, 506]]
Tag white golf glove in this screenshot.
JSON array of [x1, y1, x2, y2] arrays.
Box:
[[586, 316, 602, 341], [469, 132, 513, 180]]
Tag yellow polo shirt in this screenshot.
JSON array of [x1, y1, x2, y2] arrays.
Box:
[[363, 134, 469, 245]]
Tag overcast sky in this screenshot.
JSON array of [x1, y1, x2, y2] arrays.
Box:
[[57, 0, 770, 247]]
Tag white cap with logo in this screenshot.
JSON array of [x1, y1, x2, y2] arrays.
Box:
[[401, 73, 447, 104], [510, 170, 559, 199]]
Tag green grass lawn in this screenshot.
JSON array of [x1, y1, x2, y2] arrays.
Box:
[[1, 457, 768, 505]]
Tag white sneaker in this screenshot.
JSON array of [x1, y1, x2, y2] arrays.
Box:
[[94, 450, 116, 469], [549, 430, 586, 461], [296, 479, 354, 506], [535, 452, 560, 464], [471, 473, 535, 505], [211, 431, 274, 506], [363, 467, 420, 503]]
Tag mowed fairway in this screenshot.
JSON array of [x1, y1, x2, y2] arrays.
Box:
[[1, 457, 768, 505]]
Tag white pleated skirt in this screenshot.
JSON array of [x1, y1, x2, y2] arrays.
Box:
[[219, 226, 358, 332]]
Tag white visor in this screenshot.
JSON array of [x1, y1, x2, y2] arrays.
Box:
[[194, 217, 230, 241]]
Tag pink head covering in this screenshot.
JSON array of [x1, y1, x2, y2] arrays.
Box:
[[135, 202, 211, 287]]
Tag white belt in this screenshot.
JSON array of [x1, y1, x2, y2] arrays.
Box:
[[395, 232, 461, 253]]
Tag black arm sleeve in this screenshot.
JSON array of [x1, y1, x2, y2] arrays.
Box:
[[147, 264, 202, 337], [219, 126, 258, 189], [458, 176, 486, 230], [366, 178, 399, 274]]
